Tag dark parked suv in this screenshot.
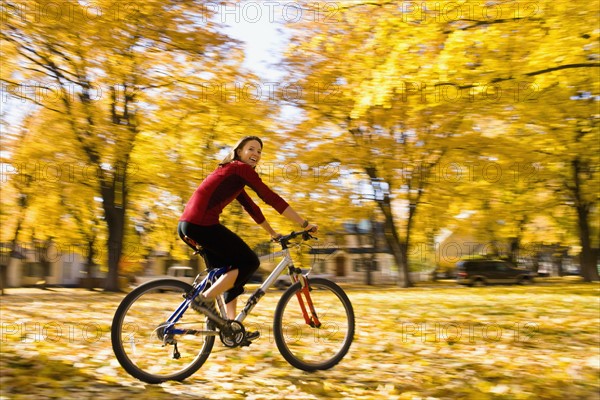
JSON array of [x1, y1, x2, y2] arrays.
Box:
[[456, 259, 534, 286]]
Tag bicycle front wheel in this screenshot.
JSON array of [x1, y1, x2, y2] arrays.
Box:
[[111, 279, 216, 383], [273, 278, 355, 371]]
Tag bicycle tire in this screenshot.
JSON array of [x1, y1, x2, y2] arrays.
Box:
[[111, 279, 216, 383], [273, 277, 354, 371]]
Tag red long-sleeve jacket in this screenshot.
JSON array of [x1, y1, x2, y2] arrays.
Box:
[[180, 161, 289, 226]]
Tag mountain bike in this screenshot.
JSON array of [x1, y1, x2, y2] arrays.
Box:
[[111, 230, 355, 384]]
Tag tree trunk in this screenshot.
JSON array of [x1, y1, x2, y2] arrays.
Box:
[[104, 217, 125, 291], [378, 197, 412, 288], [572, 158, 599, 282], [2, 223, 24, 295], [364, 167, 413, 287], [404, 194, 421, 284], [512, 216, 529, 265], [101, 182, 126, 292], [366, 220, 377, 286], [38, 239, 52, 290], [577, 203, 598, 281], [85, 239, 96, 290], [358, 233, 372, 286]]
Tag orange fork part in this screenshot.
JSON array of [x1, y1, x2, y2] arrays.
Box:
[[293, 275, 322, 328]]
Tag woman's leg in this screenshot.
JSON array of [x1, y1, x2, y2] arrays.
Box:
[[225, 298, 237, 319], [202, 277, 238, 318], [203, 269, 238, 299]]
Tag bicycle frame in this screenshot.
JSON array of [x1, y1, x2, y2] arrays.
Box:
[[237, 243, 322, 328], [236, 248, 292, 321], [163, 234, 319, 338]]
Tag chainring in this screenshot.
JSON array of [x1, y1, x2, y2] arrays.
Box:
[[219, 320, 246, 347]]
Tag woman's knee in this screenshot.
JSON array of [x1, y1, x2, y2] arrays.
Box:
[[249, 253, 260, 271], [231, 256, 259, 286], [224, 287, 244, 304]]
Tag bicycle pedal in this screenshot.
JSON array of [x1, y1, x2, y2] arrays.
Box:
[[239, 331, 260, 347]]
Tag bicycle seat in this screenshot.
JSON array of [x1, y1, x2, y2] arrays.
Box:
[[183, 235, 204, 256]]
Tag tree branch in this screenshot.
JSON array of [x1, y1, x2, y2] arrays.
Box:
[[434, 63, 600, 89]]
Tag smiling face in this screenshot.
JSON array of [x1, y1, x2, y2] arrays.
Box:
[[236, 139, 262, 167]]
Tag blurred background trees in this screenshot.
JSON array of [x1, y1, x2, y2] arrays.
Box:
[[1, 0, 598, 289]]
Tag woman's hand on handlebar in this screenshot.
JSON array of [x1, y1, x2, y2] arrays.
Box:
[[271, 233, 283, 242], [271, 228, 318, 243], [305, 223, 318, 233]]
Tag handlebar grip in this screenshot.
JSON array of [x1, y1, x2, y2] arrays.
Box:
[[275, 230, 318, 243]]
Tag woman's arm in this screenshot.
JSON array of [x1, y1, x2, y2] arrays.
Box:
[[259, 220, 280, 239], [236, 163, 317, 232], [281, 206, 318, 232], [259, 206, 318, 239]]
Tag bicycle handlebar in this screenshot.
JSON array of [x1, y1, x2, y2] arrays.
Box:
[[274, 229, 317, 247]]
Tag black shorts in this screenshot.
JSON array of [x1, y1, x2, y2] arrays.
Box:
[[178, 221, 260, 303]]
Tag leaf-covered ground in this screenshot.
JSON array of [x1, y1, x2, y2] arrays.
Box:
[[1, 280, 598, 399]]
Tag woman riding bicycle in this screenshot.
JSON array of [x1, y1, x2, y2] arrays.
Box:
[[178, 136, 318, 342]]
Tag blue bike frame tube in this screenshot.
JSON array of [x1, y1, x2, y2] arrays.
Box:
[[165, 266, 230, 331]]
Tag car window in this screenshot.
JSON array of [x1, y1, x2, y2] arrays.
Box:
[[494, 263, 507, 271], [464, 262, 480, 271], [479, 262, 493, 270]]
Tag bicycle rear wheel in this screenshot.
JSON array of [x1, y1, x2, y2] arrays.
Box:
[[273, 277, 354, 371], [111, 279, 216, 383]]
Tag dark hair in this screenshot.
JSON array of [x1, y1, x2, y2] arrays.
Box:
[[219, 136, 263, 166]]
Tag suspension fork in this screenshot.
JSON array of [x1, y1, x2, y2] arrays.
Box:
[[292, 273, 322, 328]]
